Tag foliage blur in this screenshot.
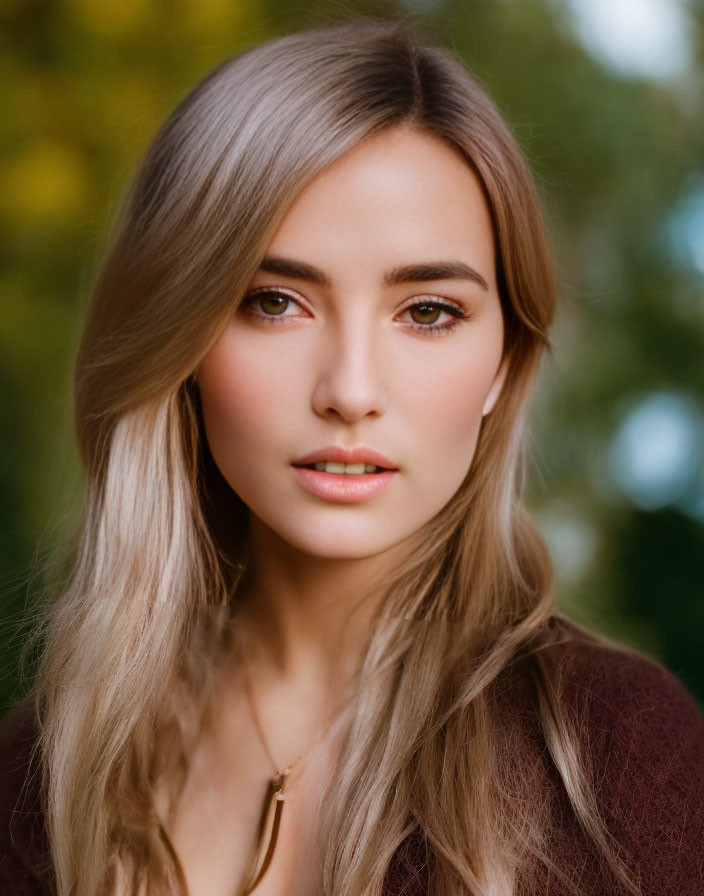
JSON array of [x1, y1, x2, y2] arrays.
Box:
[[1, 0, 703, 714]]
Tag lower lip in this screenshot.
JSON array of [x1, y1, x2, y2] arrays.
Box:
[[292, 466, 397, 503]]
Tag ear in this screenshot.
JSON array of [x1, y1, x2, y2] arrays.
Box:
[[482, 357, 508, 417]]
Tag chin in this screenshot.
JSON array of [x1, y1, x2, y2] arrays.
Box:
[[271, 525, 402, 562]]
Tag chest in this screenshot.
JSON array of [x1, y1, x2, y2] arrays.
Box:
[[162, 709, 342, 896]]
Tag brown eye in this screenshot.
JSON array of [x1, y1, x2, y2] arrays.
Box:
[[409, 304, 442, 325], [399, 299, 468, 336], [259, 293, 290, 315], [239, 287, 304, 321]]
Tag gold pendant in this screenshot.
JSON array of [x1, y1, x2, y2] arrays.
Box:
[[239, 769, 288, 895]]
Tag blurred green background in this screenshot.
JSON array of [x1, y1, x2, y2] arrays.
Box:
[[1, 0, 703, 714]]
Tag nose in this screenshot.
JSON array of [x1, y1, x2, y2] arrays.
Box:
[[310, 316, 387, 422]]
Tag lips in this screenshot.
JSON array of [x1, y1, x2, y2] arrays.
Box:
[[292, 464, 397, 502], [292, 445, 398, 470]]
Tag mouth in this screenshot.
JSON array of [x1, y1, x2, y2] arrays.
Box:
[[294, 461, 392, 475], [291, 445, 398, 473], [291, 459, 398, 503]]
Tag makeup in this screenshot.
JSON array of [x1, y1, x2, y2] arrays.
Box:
[[292, 466, 397, 502], [197, 126, 505, 560]]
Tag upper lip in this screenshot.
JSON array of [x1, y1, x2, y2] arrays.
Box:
[[292, 446, 398, 470]]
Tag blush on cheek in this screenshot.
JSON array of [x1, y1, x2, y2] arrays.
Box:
[[198, 358, 293, 494], [436, 371, 496, 475], [431, 368, 493, 429], [199, 354, 266, 440]]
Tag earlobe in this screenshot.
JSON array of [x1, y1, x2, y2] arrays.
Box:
[[482, 358, 508, 417]]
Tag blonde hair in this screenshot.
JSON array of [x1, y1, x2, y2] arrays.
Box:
[[32, 17, 639, 896]]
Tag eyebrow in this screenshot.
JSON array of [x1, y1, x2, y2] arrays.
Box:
[[257, 255, 489, 291]]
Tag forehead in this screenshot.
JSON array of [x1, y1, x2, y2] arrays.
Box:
[[263, 126, 496, 290]]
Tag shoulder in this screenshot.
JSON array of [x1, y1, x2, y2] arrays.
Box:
[[0, 702, 53, 895], [537, 616, 704, 894], [547, 615, 704, 769]]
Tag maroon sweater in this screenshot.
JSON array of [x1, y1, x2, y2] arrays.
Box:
[[2, 618, 703, 895]]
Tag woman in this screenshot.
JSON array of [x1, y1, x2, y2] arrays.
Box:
[[1, 17, 702, 896]]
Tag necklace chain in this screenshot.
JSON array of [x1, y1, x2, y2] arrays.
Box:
[[239, 632, 355, 787], [241, 651, 319, 780]]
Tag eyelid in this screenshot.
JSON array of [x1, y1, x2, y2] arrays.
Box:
[[398, 294, 468, 316], [242, 286, 467, 310], [239, 285, 310, 317], [239, 286, 471, 331], [241, 284, 306, 305]]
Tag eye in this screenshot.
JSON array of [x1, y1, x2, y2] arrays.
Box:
[[398, 299, 469, 335], [239, 288, 470, 335], [239, 287, 306, 322]]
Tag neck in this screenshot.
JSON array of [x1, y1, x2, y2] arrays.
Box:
[[235, 515, 404, 695]]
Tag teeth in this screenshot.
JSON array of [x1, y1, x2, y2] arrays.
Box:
[[313, 462, 380, 474]]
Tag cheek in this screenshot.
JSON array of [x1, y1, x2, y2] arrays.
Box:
[[399, 350, 498, 463], [197, 338, 289, 478]]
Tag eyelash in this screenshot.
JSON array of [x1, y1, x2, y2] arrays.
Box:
[[238, 287, 470, 336]]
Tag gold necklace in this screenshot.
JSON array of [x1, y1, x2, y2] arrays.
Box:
[[238, 638, 353, 895], [156, 634, 357, 896]]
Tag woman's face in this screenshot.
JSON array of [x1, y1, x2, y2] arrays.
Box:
[[198, 125, 506, 561]]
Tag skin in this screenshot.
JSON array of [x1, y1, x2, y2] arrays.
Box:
[[182, 124, 507, 893], [198, 122, 505, 645]]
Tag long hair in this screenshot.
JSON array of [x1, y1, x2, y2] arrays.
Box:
[[32, 18, 639, 896]]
